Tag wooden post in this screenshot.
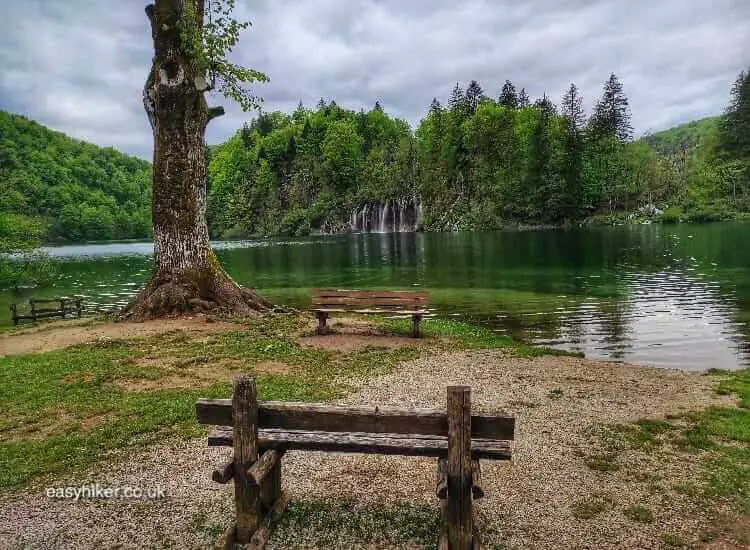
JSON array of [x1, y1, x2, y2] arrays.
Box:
[[446, 386, 473, 550], [411, 314, 422, 338], [30, 299, 36, 322], [316, 312, 328, 335], [232, 375, 261, 544], [259, 453, 282, 514], [11, 304, 18, 326]]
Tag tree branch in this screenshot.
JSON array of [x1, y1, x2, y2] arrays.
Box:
[[207, 106, 225, 123]]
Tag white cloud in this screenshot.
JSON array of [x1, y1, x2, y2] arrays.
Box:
[[0, 0, 748, 159]]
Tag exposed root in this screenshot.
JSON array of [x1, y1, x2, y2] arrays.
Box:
[[123, 268, 272, 321]]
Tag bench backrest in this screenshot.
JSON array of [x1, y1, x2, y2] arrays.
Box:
[[196, 399, 514, 441], [312, 289, 430, 312]]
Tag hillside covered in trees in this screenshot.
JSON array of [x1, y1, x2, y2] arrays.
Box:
[[208, 70, 750, 236], [0, 111, 152, 242]]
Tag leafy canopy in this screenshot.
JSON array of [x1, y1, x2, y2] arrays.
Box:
[[179, 0, 269, 111]]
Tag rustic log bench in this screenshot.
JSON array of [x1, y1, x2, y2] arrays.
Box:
[[312, 289, 430, 337], [196, 375, 515, 550], [10, 297, 83, 325]]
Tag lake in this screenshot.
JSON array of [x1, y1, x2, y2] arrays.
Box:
[[3, 223, 750, 371]]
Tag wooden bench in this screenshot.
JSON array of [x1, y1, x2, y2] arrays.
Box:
[[196, 375, 515, 550], [10, 297, 83, 325], [312, 289, 430, 337]]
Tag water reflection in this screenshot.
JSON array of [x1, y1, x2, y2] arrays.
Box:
[[3, 224, 750, 371]]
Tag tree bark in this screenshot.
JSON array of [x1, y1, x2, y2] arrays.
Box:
[[127, 0, 271, 319]]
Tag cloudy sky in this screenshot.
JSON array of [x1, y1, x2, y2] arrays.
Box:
[[1, 0, 748, 160]]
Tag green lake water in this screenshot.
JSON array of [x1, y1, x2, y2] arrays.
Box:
[[2, 223, 750, 371]]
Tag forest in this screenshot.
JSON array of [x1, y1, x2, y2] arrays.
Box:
[[0, 111, 152, 243], [1, 70, 749, 247], [207, 70, 750, 236]]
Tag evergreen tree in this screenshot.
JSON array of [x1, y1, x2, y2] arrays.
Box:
[[449, 82, 467, 114], [429, 98, 442, 114], [466, 80, 485, 113], [374, 100, 384, 112], [591, 73, 633, 141], [498, 80, 518, 109], [518, 87, 530, 108], [561, 83, 585, 217], [720, 69, 750, 160]]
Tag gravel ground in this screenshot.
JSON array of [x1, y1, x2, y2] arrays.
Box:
[[0, 350, 735, 550]]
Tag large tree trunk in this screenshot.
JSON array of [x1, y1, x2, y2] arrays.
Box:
[[127, 0, 271, 319]]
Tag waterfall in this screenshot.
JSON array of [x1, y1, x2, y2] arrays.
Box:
[[380, 200, 390, 233], [351, 197, 421, 234]]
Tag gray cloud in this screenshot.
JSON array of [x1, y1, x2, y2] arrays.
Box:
[[1, 0, 748, 159]]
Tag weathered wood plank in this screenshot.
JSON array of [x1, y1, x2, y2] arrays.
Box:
[[207, 428, 512, 459], [472, 459, 484, 500], [312, 297, 429, 307], [232, 376, 261, 543], [447, 385, 473, 550], [311, 308, 429, 314], [212, 460, 234, 484], [312, 289, 429, 299], [247, 492, 289, 550], [436, 457, 448, 499], [437, 458, 484, 500], [196, 400, 515, 440], [247, 450, 280, 485]]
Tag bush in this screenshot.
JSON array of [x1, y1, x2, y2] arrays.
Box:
[[658, 207, 683, 224]]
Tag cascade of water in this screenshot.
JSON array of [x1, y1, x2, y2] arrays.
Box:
[[380, 200, 390, 233]]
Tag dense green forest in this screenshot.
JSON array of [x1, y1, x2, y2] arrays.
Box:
[[0, 111, 152, 242], [207, 70, 750, 236]]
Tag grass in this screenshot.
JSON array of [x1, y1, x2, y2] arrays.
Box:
[[587, 367, 750, 533], [378, 317, 584, 358], [571, 492, 614, 519], [623, 505, 655, 523], [270, 499, 440, 550], [0, 313, 570, 492]]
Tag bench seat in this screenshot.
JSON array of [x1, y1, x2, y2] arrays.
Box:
[[312, 308, 428, 315], [207, 427, 512, 460]]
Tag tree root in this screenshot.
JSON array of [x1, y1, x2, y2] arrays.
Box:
[[123, 269, 273, 321]]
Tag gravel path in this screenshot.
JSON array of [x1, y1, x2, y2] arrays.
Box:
[[0, 351, 733, 549]]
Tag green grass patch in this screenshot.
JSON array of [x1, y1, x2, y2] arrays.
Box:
[[377, 317, 583, 358], [0, 314, 427, 491], [623, 505, 655, 523], [585, 453, 620, 473], [571, 493, 614, 519], [660, 533, 688, 547], [270, 499, 440, 550], [587, 367, 750, 517]]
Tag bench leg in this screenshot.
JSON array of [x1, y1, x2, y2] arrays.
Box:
[[316, 312, 329, 335], [260, 453, 282, 513], [446, 386, 473, 550], [411, 314, 422, 338]]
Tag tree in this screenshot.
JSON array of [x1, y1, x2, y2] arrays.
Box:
[[498, 80, 518, 109], [518, 88, 530, 108], [591, 73, 633, 141], [561, 83, 585, 217], [130, 0, 271, 319], [465, 80, 485, 113], [429, 98, 442, 114], [720, 69, 750, 159], [448, 82, 467, 115]]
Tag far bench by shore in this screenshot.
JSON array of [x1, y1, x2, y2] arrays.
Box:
[[312, 288, 430, 337], [10, 297, 83, 325]]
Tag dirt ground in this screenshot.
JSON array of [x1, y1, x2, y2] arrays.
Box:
[[0, 316, 241, 357], [0, 346, 742, 550]]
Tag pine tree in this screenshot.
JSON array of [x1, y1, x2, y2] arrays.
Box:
[[518, 88, 530, 108], [429, 98, 442, 114], [561, 83, 585, 217], [449, 82, 467, 114], [720, 69, 750, 159], [591, 73, 633, 141], [466, 80, 484, 113], [374, 100, 384, 112], [498, 80, 518, 109]]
